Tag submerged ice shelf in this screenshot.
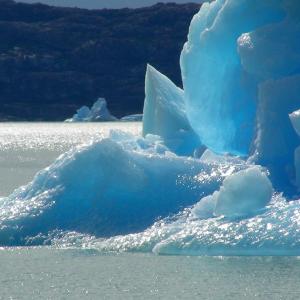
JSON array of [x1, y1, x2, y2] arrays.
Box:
[[1, 0, 300, 255]]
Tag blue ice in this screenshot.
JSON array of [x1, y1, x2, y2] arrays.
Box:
[[0, 131, 242, 246], [143, 64, 201, 156], [1, 0, 300, 255], [180, 0, 285, 155], [192, 167, 273, 219]]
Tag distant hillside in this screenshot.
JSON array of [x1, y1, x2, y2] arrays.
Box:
[[0, 0, 200, 120]]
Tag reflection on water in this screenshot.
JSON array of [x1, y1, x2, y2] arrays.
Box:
[[0, 122, 141, 196]]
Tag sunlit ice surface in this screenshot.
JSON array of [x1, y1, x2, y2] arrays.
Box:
[[0, 122, 141, 196], [1, 0, 300, 257]]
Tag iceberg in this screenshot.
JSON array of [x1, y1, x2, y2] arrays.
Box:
[[0, 131, 243, 246], [65, 98, 117, 122], [1, 0, 300, 255]]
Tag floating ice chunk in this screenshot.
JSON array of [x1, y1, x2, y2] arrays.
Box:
[[192, 167, 273, 219], [180, 0, 284, 155], [121, 114, 143, 122], [190, 194, 216, 219], [65, 98, 117, 122], [214, 167, 273, 217], [143, 64, 201, 156]]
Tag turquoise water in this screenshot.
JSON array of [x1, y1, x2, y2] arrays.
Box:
[[1, 123, 300, 299]]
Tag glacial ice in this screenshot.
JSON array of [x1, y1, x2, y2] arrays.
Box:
[[251, 76, 300, 192], [143, 64, 201, 155], [178, 0, 300, 192], [214, 167, 272, 217], [191, 167, 273, 219], [0, 131, 243, 246], [1, 0, 300, 255], [65, 98, 117, 122], [180, 0, 285, 155]]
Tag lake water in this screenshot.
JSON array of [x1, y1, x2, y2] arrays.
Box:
[[0, 122, 141, 196], [1, 122, 300, 299], [2, 248, 300, 299]]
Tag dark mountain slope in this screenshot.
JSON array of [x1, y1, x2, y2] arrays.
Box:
[[0, 0, 200, 120]]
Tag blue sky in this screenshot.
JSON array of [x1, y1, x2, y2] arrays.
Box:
[[16, 0, 204, 9]]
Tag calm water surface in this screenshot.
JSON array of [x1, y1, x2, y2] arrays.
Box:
[[1, 248, 300, 300], [1, 122, 300, 299]]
